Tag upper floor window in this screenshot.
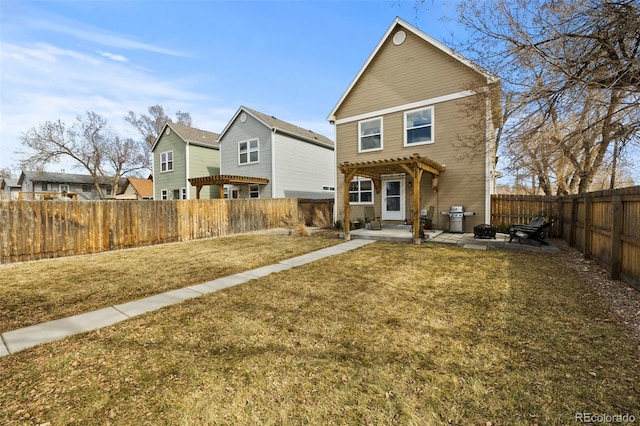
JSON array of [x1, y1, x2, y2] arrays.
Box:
[[239, 139, 259, 164], [358, 117, 383, 152], [349, 177, 373, 204], [160, 151, 174, 172], [405, 107, 433, 146]]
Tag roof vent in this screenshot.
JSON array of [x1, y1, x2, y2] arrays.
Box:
[[393, 30, 406, 46]]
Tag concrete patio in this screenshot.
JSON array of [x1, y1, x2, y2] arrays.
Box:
[[346, 225, 560, 252]]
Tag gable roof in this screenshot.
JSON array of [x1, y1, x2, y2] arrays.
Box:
[[327, 17, 500, 122], [151, 122, 220, 151], [122, 177, 153, 198], [219, 106, 334, 149], [1, 178, 20, 190]]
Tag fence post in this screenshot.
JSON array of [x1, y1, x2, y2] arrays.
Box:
[[569, 198, 578, 247], [555, 198, 564, 238], [611, 195, 623, 281], [583, 196, 592, 259]]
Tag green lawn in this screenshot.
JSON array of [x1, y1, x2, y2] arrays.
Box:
[[1, 238, 638, 425]]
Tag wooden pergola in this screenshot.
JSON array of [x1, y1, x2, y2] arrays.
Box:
[[188, 175, 269, 199], [338, 153, 446, 244]]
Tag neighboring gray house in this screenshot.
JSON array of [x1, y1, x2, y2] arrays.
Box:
[[151, 122, 221, 200], [211, 106, 334, 199], [1, 178, 21, 200], [16, 171, 117, 200]]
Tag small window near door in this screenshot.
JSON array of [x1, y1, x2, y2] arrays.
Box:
[[181, 187, 187, 199], [349, 177, 373, 204], [405, 106, 434, 146], [249, 185, 260, 198], [161, 189, 168, 200]]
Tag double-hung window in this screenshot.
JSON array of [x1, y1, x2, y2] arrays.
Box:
[[405, 106, 434, 146], [349, 177, 373, 204], [358, 118, 383, 152], [239, 139, 259, 164], [249, 185, 260, 198], [160, 151, 174, 172]]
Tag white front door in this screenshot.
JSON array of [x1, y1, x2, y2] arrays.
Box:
[[382, 178, 405, 220]]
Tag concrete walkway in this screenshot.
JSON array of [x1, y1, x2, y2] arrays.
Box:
[[0, 239, 376, 357]]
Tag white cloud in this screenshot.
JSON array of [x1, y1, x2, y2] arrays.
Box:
[[100, 51, 129, 63], [28, 17, 188, 57]]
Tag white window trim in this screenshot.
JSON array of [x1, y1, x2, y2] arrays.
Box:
[[161, 189, 168, 200], [349, 177, 374, 205], [358, 117, 383, 153], [59, 184, 69, 193], [249, 185, 260, 198], [181, 187, 187, 199], [238, 138, 259, 165], [404, 106, 434, 147], [160, 151, 174, 173]]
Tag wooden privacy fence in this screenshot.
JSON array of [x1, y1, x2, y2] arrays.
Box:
[[491, 186, 640, 291], [0, 198, 333, 264]]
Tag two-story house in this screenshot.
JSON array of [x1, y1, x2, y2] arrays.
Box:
[[152, 122, 221, 200], [327, 18, 502, 242], [190, 106, 334, 200]]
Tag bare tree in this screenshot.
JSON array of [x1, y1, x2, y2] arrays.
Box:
[[0, 167, 11, 180], [456, 0, 640, 194], [125, 105, 193, 147], [17, 112, 149, 199]]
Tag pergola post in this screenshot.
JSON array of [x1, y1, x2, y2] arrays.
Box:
[[218, 184, 225, 199], [342, 169, 357, 241], [412, 168, 424, 244], [195, 185, 202, 199]]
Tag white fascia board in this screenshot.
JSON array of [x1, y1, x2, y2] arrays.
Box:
[[334, 90, 477, 125]]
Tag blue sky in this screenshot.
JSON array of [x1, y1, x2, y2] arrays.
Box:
[[0, 0, 462, 174]]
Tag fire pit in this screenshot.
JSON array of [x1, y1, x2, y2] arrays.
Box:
[[474, 224, 496, 239]]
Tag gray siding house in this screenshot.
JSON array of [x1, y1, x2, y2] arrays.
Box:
[[216, 106, 334, 199], [15, 171, 116, 200], [152, 122, 221, 200]]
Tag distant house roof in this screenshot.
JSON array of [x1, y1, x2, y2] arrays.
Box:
[[327, 16, 501, 122], [219, 106, 334, 149], [152, 122, 220, 151], [1, 178, 20, 190], [121, 177, 153, 198], [17, 171, 114, 186]]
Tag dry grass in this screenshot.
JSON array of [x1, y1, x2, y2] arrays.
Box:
[[1, 241, 639, 425], [0, 232, 340, 332]]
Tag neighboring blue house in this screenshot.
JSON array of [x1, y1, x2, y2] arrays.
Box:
[[194, 106, 334, 200]]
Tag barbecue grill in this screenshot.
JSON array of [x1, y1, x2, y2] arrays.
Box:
[[441, 205, 475, 233]]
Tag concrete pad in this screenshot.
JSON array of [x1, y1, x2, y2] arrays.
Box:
[[113, 288, 201, 318], [0, 338, 9, 357], [2, 307, 127, 354], [243, 263, 293, 278]]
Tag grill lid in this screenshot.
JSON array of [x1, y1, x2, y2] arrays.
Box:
[[450, 206, 464, 212]]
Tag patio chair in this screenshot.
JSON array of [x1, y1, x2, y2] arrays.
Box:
[[364, 206, 382, 230], [509, 216, 552, 245]]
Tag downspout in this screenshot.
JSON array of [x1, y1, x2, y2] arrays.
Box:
[[152, 153, 156, 199], [185, 141, 190, 199], [485, 88, 492, 224], [331, 121, 338, 225], [271, 128, 277, 198]]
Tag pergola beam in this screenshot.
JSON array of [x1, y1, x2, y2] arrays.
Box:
[[188, 175, 269, 199]]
